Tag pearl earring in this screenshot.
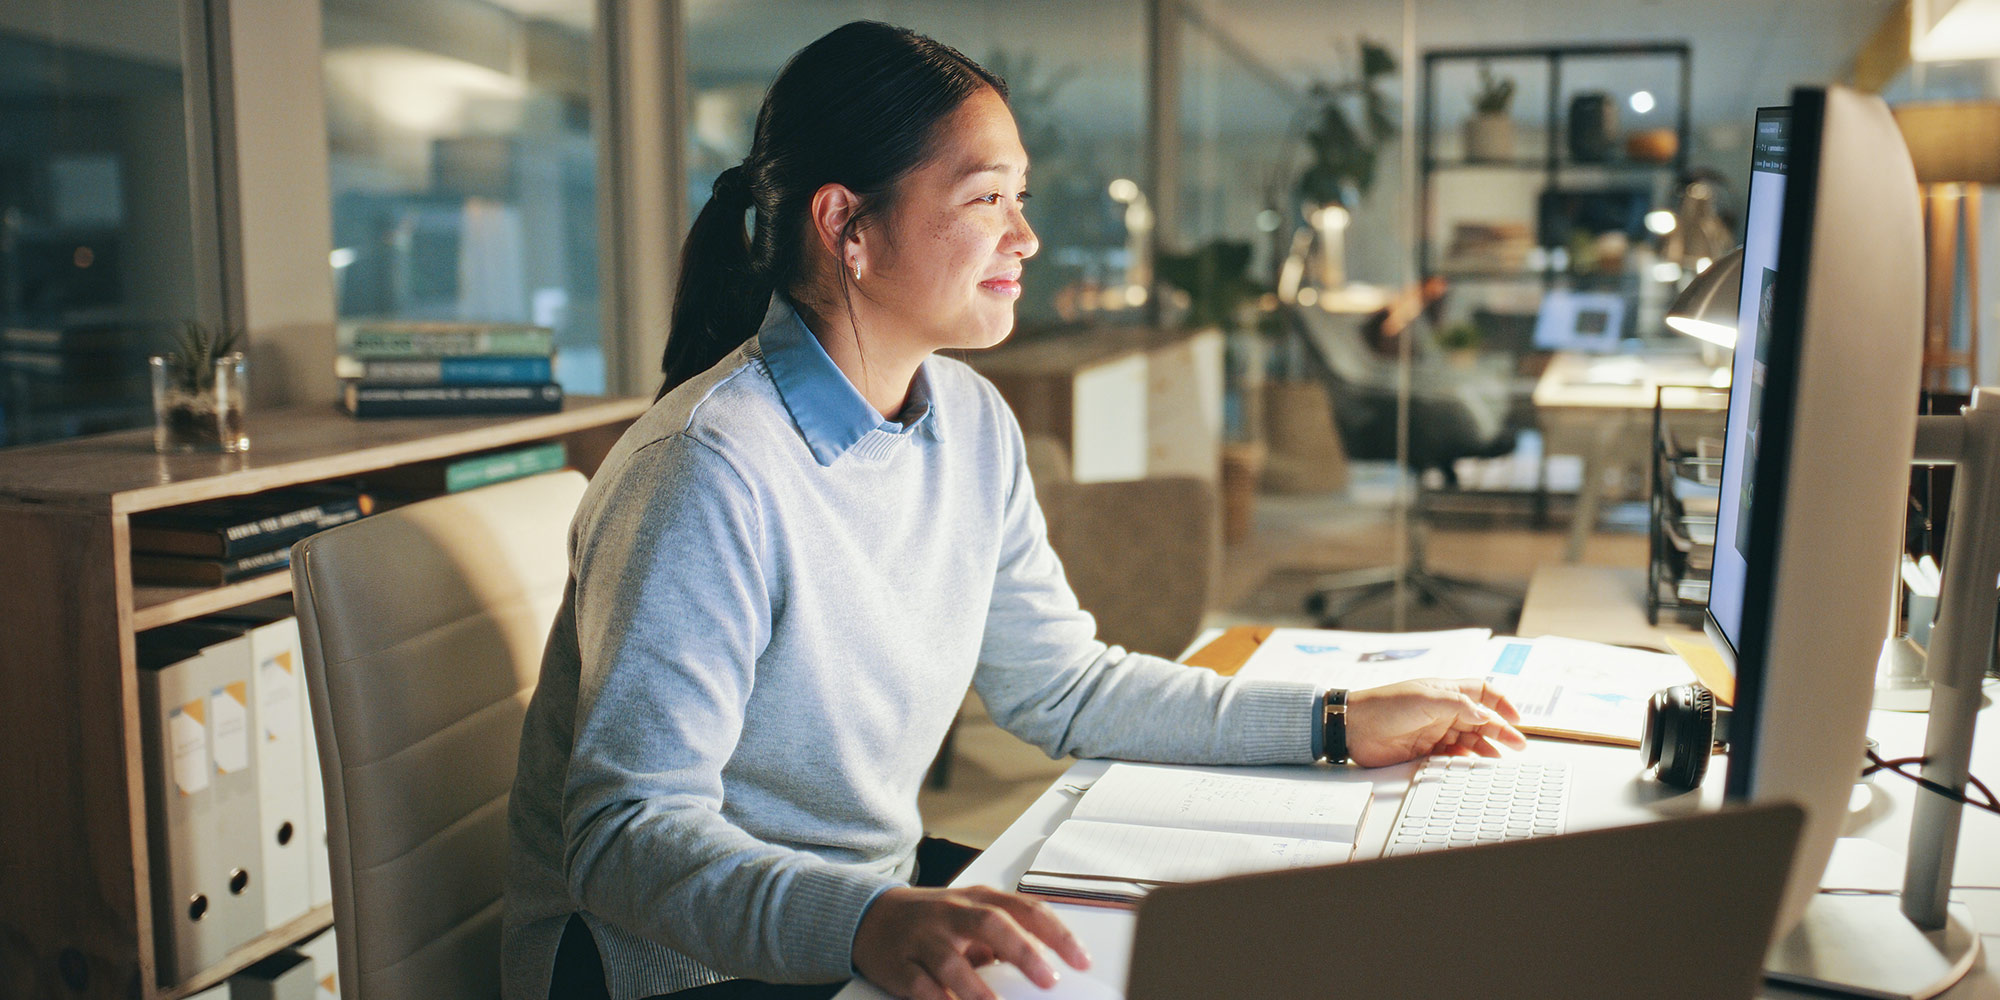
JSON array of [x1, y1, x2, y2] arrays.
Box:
[[852, 260, 862, 281]]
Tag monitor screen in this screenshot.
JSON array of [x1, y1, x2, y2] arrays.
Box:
[[1706, 107, 1791, 659]]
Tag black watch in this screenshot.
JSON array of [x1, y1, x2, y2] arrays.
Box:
[[1322, 689, 1350, 764]]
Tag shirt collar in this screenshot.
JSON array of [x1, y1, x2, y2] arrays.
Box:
[[752, 296, 943, 465]]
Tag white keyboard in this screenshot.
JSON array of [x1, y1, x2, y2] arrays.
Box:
[[1384, 756, 1571, 857]]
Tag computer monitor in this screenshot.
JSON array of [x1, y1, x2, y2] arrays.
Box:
[[1700, 86, 1923, 945]]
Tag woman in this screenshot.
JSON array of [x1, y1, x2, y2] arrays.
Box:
[[504, 21, 1526, 1000]]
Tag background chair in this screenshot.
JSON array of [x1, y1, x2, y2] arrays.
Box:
[[292, 470, 584, 1000], [1283, 303, 1525, 627], [928, 438, 1218, 788]]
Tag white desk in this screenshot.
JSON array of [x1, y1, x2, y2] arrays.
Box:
[[838, 695, 2000, 999], [1532, 351, 1728, 562]]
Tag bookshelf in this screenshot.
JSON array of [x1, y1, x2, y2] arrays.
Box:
[[0, 396, 646, 999]]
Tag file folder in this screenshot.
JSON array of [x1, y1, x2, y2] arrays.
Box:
[[197, 629, 268, 971], [229, 950, 316, 1000], [249, 617, 313, 928], [138, 633, 263, 983], [295, 927, 341, 1000], [208, 602, 331, 915]]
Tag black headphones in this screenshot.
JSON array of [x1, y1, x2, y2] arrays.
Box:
[[1639, 683, 1731, 790]]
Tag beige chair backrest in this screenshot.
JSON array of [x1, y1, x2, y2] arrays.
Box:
[[292, 470, 584, 1000]]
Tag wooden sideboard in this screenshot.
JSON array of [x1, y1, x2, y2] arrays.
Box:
[[966, 325, 1225, 484], [0, 396, 647, 999]]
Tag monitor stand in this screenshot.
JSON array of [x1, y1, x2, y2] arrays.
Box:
[[1763, 395, 2000, 998], [1765, 895, 1978, 1000]]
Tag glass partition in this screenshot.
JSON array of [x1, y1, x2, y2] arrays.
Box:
[[684, 1, 1146, 331], [321, 0, 604, 393], [0, 1, 203, 447], [1184, 0, 1918, 639]]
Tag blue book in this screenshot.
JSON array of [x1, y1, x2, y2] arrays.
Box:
[[357, 356, 554, 385]]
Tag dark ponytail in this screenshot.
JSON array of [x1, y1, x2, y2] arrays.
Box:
[[658, 21, 1006, 397]]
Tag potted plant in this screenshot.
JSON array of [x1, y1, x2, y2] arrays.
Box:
[[1465, 63, 1517, 161], [149, 320, 248, 453], [1296, 39, 1400, 212], [1435, 320, 1485, 367], [1285, 38, 1399, 292]]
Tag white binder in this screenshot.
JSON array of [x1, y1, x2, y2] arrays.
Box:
[[138, 634, 260, 983], [195, 629, 269, 968], [207, 601, 330, 916], [295, 927, 341, 1000], [246, 617, 312, 928], [228, 949, 316, 1000]]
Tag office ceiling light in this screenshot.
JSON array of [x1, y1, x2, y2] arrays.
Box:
[[1911, 0, 2000, 61], [1665, 245, 1743, 348], [1630, 91, 1656, 114]]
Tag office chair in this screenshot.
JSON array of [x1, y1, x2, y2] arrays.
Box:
[[1283, 303, 1524, 626], [292, 470, 584, 1000]]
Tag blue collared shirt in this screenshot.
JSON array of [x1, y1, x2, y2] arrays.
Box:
[[753, 299, 942, 466]]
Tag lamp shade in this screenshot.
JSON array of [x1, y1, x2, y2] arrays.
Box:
[[1893, 102, 2000, 185], [1665, 246, 1743, 348]]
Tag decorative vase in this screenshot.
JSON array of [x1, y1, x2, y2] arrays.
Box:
[[151, 352, 249, 453], [1567, 92, 1619, 163], [1463, 112, 1516, 162]]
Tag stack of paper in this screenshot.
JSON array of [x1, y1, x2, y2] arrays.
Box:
[[1230, 629, 1700, 747], [1017, 764, 1370, 907]]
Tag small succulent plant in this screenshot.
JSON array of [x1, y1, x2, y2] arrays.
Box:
[[1473, 63, 1517, 116], [163, 320, 243, 393]]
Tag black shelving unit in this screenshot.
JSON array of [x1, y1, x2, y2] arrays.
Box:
[[1646, 385, 1728, 625], [1417, 42, 1693, 322]]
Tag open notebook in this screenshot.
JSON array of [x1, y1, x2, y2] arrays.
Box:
[[1016, 763, 1370, 907]]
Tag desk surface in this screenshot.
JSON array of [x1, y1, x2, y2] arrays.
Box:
[[1518, 564, 1701, 652], [1532, 350, 1729, 412], [837, 683, 2000, 999]]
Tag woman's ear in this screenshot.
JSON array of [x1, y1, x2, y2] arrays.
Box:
[[809, 183, 867, 276]]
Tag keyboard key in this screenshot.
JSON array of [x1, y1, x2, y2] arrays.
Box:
[[1386, 757, 1572, 857]]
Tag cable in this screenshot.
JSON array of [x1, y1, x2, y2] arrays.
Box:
[[1863, 749, 2000, 817]]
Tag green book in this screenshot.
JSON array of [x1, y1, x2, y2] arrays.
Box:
[[343, 322, 555, 359], [444, 440, 569, 492], [366, 441, 569, 495]]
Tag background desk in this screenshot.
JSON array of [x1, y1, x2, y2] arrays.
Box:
[[1532, 351, 1727, 562]]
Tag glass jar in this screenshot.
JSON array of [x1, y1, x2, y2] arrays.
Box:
[[150, 351, 249, 453]]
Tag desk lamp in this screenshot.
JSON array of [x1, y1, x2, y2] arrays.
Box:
[[1663, 246, 1743, 349]]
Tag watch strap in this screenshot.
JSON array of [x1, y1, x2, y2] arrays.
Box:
[[1322, 688, 1349, 764]]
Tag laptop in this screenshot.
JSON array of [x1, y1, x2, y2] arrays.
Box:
[[1126, 803, 1803, 1000]]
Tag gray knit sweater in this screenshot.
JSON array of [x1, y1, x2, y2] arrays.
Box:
[[502, 299, 1320, 1000]]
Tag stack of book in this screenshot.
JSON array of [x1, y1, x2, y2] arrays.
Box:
[[338, 321, 563, 418], [130, 487, 373, 587]]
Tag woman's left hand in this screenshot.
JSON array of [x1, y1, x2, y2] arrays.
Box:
[[1344, 678, 1529, 767]]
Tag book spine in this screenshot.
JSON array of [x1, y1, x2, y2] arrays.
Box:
[[133, 547, 292, 586], [215, 498, 363, 558], [342, 382, 564, 418], [443, 441, 569, 492], [220, 547, 294, 581], [348, 328, 554, 358], [358, 356, 554, 385]]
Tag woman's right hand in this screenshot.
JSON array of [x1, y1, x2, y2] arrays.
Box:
[[852, 885, 1091, 1000]]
